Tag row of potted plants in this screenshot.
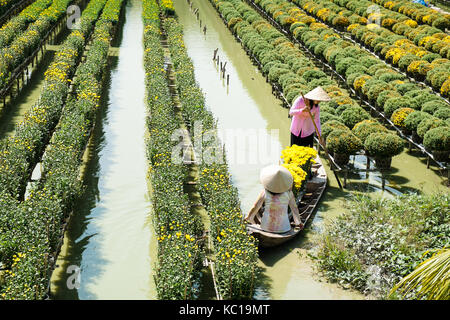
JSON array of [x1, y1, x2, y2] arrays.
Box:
[[0, 0, 53, 48], [291, 0, 450, 94], [0, 0, 123, 300], [252, 0, 450, 139], [254, 0, 450, 162], [143, 0, 204, 300], [328, 0, 449, 32], [162, 11, 259, 299], [367, 0, 450, 31], [256, 0, 450, 101], [213, 0, 408, 168], [0, 0, 73, 92], [327, 0, 450, 57]]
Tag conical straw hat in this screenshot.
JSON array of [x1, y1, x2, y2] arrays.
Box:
[[304, 86, 331, 102], [260, 165, 294, 194]]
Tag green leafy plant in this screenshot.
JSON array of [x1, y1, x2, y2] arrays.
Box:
[[364, 132, 404, 158], [352, 120, 389, 144], [340, 106, 371, 129], [423, 127, 450, 152], [326, 128, 363, 154]]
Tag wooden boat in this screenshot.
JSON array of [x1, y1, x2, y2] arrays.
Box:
[[246, 155, 327, 248]]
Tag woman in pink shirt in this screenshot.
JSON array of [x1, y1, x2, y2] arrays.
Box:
[[289, 87, 331, 147]]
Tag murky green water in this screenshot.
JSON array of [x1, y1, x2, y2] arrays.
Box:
[[50, 0, 156, 300], [173, 0, 448, 300]]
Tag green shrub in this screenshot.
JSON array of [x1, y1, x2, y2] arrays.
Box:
[[417, 117, 448, 138], [434, 107, 450, 120], [384, 96, 416, 117], [404, 111, 433, 132], [364, 132, 404, 158], [423, 127, 450, 151], [432, 17, 449, 30], [320, 111, 340, 124], [327, 128, 363, 155], [336, 103, 357, 115], [320, 105, 337, 115], [302, 69, 327, 82], [322, 120, 349, 140], [412, 91, 441, 108], [398, 54, 419, 71], [352, 120, 388, 144], [376, 90, 401, 108], [421, 100, 449, 115], [422, 53, 441, 63], [366, 81, 391, 102]]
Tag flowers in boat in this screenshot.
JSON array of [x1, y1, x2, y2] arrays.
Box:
[[280, 144, 317, 169], [282, 162, 307, 190], [280, 145, 317, 192]]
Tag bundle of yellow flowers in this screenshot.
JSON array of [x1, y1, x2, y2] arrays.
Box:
[[441, 77, 450, 97], [280, 145, 316, 194], [281, 144, 317, 169], [347, 23, 359, 32], [282, 162, 307, 191], [354, 75, 372, 91]]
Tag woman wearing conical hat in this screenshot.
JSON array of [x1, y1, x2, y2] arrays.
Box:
[[289, 87, 331, 148], [244, 165, 303, 233]]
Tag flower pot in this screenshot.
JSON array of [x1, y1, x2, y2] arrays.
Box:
[[333, 152, 350, 166], [432, 150, 449, 163], [374, 156, 392, 170]]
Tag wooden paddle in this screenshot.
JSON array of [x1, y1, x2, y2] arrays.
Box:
[[300, 92, 343, 189]]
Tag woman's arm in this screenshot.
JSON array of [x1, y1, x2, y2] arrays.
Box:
[[288, 191, 303, 227], [244, 190, 265, 223], [289, 96, 310, 117]]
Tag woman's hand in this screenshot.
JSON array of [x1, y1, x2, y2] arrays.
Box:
[[304, 99, 312, 112]]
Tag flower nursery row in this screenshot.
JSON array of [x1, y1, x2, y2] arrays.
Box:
[[0, 0, 124, 300], [212, 0, 412, 167], [0, 0, 52, 48], [245, 0, 450, 161], [143, 0, 204, 300], [0, 0, 109, 202], [326, 0, 449, 34], [368, 0, 450, 31], [291, 0, 450, 95], [0, 0, 74, 93], [161, 3, 259, 299], [252, 0, 450, 101]]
